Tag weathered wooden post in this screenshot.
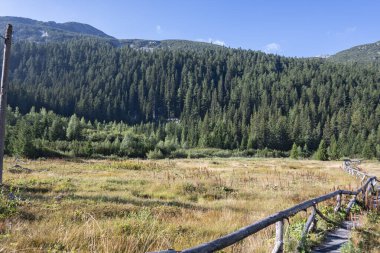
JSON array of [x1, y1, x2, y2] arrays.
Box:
[[334, 194, 341, 212], [366, 179, 376, 209], [0, 24, 13, 185], [272, 220, 284, 253], [345, 196, 356, 215], [298, 206, 316, 251]]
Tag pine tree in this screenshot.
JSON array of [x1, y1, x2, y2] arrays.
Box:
[[49, 118, 65, 141], [328, 135, 339, 160], [290, 143, 299, 159], [315, 140, 328, 161], [12, 120, 36, 158]]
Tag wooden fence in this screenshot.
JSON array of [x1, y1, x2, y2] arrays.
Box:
[[151, 159, 379, 253]]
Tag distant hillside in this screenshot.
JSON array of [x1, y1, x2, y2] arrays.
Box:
[[0, 16, 116, 43], [329, 40, 380, 63], [120, 39, 226, 51], [0, 16, 227, 51]]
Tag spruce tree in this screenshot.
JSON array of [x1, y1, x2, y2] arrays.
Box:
[[316, 140, 328, 161], [12, 120, 36, 158], [328, 135, 339, 160], [290, 143, 299, 159]]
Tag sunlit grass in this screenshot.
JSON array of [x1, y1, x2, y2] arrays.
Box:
[[0, 158, 376, 252]]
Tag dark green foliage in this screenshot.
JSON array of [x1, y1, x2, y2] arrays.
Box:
[[146, 149, 164, 159], [328, 136, 339, 160], [11, 119, 37, 158], [66, 114, 82, 141], [315, 140, 328, 161], [0, 36, 378, 159], [290, 143, 299, 159], [49, 118, 66, 141], [120, 132, 148, 157]]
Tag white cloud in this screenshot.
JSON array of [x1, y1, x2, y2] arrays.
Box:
[[327, 26, 358, 37], [345, 26, 357, 33], [156, 25, 162, 34], [41, 30, 49, 37], [264, 42, 281, 54], [208, 38, 226, 46], [196, 38, 226, 47]]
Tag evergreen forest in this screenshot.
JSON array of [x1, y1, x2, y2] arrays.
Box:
[[3, 38, 380, 160]]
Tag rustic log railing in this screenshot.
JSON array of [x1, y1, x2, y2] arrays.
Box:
[[151, 159, 379, 253]]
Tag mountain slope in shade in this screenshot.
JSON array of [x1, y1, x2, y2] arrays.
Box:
[[0, 16, 227, 51], [329, 41, 380, 63], [0, 16, 116, 43]]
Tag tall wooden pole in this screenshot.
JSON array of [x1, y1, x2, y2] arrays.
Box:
[[0, 24, 13, 185]]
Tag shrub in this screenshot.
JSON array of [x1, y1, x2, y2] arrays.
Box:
[[146, 149, 165, 159], [169, 149, 187, 159]]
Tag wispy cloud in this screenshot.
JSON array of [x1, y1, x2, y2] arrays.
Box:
[[327, 26, 357, 37], [345, 26, 357, 33], [263, 42, 281, 54], [196, 38, 227, 46], [156, 25, 162, 34]]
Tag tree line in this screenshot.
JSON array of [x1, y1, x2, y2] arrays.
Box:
[[2, 38, 379, 159]]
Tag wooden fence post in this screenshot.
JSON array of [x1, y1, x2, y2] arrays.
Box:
[[334, 194, 341, 212], [298, 206, 316, 251], [272, 220, 284, 253], [0, 24, 13, 185], [345, 196, 356, 215]]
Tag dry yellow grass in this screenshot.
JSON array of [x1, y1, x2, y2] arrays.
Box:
[[361, 160, 380, 178], [0, 158, 376, 252]]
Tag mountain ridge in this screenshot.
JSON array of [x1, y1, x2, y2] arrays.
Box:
[[2, 16, 380, 63], [329, 40, 380, 63], [0, 16, 226, 51], [0, 16, 115, 43]]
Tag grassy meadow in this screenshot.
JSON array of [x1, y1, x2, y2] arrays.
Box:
[[0, 158, 378, 252]]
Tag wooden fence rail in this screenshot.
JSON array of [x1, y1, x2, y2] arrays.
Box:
[[151, 160, 379, 253]]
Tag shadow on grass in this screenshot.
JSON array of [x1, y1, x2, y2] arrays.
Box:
[[2, 183, 52, 194], [69, 194, 210, 212]]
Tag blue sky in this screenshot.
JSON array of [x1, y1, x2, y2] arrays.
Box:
[[1, 0, 379, 57]]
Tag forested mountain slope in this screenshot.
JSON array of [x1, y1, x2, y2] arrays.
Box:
[[329, 40, 380, 63], [2, 37, 379, 156], [0, 16, 115, 43]]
